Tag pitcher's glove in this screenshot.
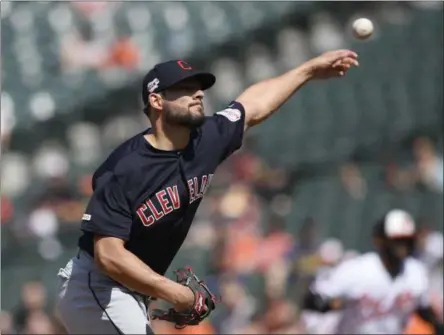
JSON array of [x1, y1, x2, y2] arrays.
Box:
[[152, 267, 217, 329]]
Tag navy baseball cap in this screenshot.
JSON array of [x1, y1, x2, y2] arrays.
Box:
[[142, 60, 216, 106]]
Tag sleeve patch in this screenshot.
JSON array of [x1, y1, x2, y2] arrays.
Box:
[[216, 108, 242, 122]]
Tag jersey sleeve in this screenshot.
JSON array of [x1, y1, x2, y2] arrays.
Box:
[[80, 172, 133, 241], [313, 261, 355, 298], [207, 101, 246, 162]]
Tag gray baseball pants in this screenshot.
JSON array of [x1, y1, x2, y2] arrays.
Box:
[[56, 249, 154, 334]]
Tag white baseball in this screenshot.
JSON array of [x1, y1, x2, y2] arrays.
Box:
[[352, 18, 374, 39]]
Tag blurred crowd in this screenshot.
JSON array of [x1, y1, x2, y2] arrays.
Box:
[[1, 136, 442, 334], [1, 2, 442, 334]]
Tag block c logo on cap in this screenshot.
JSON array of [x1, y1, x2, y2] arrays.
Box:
[[147, 78, 160, 93], [177, 60, 192, 70]]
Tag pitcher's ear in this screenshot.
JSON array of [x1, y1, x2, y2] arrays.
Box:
[[148, 92, 164, 111]]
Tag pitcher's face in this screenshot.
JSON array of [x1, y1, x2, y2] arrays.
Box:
[[162, 79, 205, 128]]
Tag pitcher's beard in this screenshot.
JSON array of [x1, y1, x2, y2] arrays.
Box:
[[165, 107, 205, 128]]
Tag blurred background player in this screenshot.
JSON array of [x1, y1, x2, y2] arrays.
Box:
[[303, 209, 443, 334], [299, 238, 345, 334], [1, 2, 442, 334]]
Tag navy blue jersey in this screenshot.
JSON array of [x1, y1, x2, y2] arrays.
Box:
[[78, 101, 245, 275]]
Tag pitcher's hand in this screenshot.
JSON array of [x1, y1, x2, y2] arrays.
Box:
[[305, 49, 359, 79]]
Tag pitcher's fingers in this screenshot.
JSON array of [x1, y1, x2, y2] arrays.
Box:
[[333, 58, 359, 69], [333, 59, 344, 68], [336, 64, 351, 72], [345, 50, 358, 59], [341, 57, 359, 66], [333, 49, 358, 60]]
